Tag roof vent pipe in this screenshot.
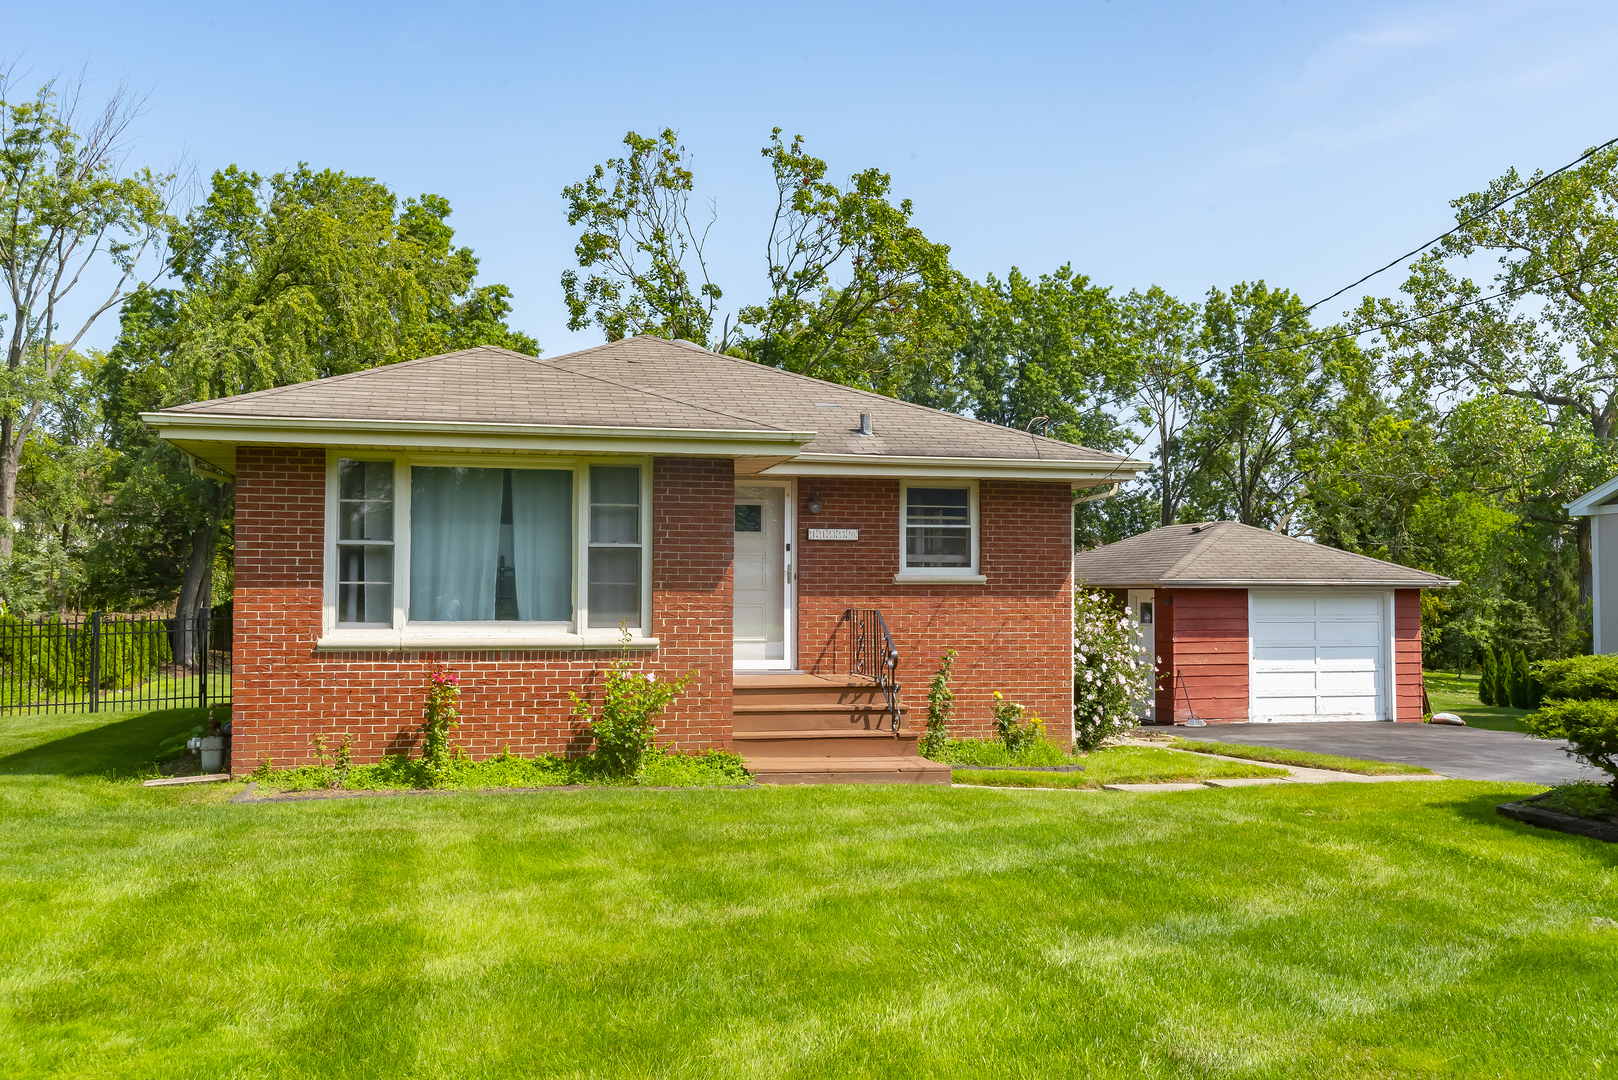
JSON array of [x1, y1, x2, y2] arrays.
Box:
[[859, 412, 872, 436]]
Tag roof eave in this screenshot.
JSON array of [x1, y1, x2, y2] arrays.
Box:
[[142, 412, 815, 463], [762, 452, 1148, 484], [1077, 577, 1458, 589]]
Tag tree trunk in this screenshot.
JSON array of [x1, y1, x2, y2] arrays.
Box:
[[0, 414, 16, 561], [174, 484, 227, 667]]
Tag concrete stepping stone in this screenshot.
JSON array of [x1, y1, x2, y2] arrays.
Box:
[[1102, 782, 1208, 793], [1203, 777, 1292, 788]]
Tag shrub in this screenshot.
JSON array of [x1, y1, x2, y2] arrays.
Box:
[[1504, 649, 1525, 710], [1535, 654, 1618, 702], [1527, 699, 1618, 794], [420, 666, 462, 787], [991, 692, 1044, 754], [1073, 586, 1155, 751], [571, 632, 693, 780], [919, 648, 957, 760], [1477, 646, 1499, 706]]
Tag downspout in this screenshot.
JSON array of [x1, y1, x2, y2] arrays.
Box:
[[1075, 482, 1120, 504]]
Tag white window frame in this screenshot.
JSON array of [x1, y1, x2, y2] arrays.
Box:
[[894, 479, 987, 585], [318, 451, 655, 651]]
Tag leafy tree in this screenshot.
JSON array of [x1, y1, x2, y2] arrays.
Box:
[[1119, 286, 1204, 527], [0, 75, 175, 559], [1357, 143, 1618, 609], [561, 128, 961, 394], [954, 265, 1131, 449], [98, 165, 536, 651], [1178, 282, 1344, 531]]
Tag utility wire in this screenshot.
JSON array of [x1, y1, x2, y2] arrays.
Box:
[[1303, 135, 1618, 314]]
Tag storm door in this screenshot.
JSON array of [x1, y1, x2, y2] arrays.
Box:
[[734, 483, 793, 669]]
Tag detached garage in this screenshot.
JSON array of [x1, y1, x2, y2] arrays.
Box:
[[1072, 522, 1456, 724]]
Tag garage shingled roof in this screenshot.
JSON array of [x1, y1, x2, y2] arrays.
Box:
[[1072, 521, 1458, 588]]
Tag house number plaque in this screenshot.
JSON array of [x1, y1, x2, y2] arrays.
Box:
[[807, 528, 859, 541]]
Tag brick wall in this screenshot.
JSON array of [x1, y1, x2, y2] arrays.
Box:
[[1165, 588, 1249, 722], [795, 478, 1075, 741], [230, 449, 733, 771], [1394, 588, 1423, 722]]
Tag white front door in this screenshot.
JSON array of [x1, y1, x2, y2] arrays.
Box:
[[1249, 589, 1389, 721], [1127, 589, 1157, 723], [734, 483, 793, 669]]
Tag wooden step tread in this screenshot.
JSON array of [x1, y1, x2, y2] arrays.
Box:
[[734, 673, 883, 689], [747, 756, 944, 771]]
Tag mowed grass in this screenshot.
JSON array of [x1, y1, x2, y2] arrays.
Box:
[[1424, 670, 1536, 733], [955, 746, 1288, 789], [2, 711, 1618, 1078], [1170, 739, 1431, 776]]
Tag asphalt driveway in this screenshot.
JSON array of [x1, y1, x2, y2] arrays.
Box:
[[1175, 721, 1602, 785]]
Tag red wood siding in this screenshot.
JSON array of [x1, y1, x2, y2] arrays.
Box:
[[1167, 588, 1248, 722], [796, 477, 1075, 742], [1394, 588, 1423, 722]]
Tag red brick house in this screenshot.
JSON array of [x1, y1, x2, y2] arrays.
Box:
[[146, 336, 1145, 781], [1071, 522, 1455, 724]]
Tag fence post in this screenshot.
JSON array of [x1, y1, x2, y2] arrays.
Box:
[[199, 608, 210, 715], [88, 611, 102, 714]]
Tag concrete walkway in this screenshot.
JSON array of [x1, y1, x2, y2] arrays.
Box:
[[1110, 739, 1450, 791], [1163, 721, 1600, 785]]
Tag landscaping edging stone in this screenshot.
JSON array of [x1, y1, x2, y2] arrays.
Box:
[[1497, 794, 1618, 843]]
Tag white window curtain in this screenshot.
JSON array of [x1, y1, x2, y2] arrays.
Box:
[[510, 469, 573, 621], [410, 467, 504, 621]]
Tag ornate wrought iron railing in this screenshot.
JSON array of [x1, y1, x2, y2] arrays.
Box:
[[842, 608, 900, 733]]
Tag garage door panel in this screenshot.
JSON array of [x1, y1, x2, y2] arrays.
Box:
[[1253, 646, 1322, 664], [1314, 594, 1382, 617], [1249, 589, 1388, 721], [1317, 669, 1379, 692]]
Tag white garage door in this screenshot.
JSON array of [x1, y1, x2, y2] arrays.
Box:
[[1250, 589, 1389, 721]]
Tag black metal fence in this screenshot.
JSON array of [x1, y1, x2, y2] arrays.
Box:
[[0, 612, 231, 714]]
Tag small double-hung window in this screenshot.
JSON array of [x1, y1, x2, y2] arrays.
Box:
[[902, 483, 977, 575], [336, 460, 395, 626], [587, 465, 643, 627]]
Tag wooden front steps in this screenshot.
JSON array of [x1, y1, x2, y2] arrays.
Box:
[[733, 673, 950, 785]]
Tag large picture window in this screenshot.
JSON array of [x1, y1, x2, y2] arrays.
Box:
[[328, 457, 646, 640], [904, 485, 974, 569], [410, 466, 573, 622]]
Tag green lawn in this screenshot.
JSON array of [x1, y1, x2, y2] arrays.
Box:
[[1424, 670, 1536, 733], [954, 746, 1288, 788], [2, 710, 1617, 1078], [1170, 739, 1431, 776]]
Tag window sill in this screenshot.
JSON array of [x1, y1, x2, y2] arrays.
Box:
[[316, 627, 660, 652], [892, 572, 988, 585]]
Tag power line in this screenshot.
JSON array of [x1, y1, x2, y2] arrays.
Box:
[[1303, 135, 1618, 315]]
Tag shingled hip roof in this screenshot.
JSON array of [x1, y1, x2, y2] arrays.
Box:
[[1072, 521, 1457, 589], [143, 336, 1148, 484]]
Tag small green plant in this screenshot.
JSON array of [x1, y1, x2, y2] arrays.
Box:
[[991, 691, 1044, 754], [571, 631, 693, 780], [420, 666, 462, 787], [311, 732, 354, 788], [919, 648, 957, 760]]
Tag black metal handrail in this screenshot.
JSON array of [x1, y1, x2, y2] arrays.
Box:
[[842, 608, 900, 734]]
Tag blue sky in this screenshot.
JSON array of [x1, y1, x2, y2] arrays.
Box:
[[16, 0, 1618, 356]]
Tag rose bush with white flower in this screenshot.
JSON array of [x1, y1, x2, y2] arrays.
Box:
[[1073, 586, 1157, 751]]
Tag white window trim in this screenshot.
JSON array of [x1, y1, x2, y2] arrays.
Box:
[[894, 479, 987, 585], [318, 451, 656, 652]]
